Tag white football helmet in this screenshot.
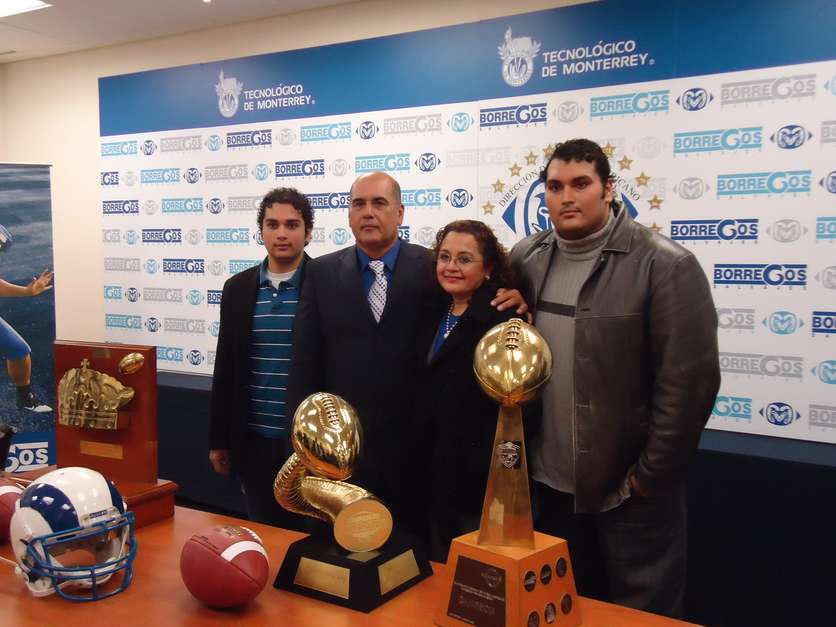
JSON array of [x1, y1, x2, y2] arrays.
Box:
[[9, 467, 136, 601]]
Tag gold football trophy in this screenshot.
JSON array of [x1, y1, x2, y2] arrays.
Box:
[[273, 392, 432, 612], [436, 319, 581, 627], [274, 392, 392, 552]]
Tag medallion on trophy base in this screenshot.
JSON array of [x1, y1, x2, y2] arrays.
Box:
[[435, 320, 582, 627], [273, 392, 432, 612]]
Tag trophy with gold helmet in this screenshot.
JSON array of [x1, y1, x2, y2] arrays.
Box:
[[435, 319, 581, 627], [273, 392, 432, 612]]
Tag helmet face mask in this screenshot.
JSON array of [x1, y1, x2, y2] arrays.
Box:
[[11, 467, 137, 601], [20, 512, 135, 600]]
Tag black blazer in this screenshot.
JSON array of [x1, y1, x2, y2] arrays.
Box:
[[413, 282, 515, 522], [209, 255, 309, 471], [286, 241, 442, 505]]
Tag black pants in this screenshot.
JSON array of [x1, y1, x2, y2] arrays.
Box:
[[238, 433, 309, 532], [533, 480, 687, 619]]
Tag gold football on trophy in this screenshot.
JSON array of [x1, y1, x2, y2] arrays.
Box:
[[473, 318, 552, 406], [292, 392, 361, 481], [118, 352, 145, 375]]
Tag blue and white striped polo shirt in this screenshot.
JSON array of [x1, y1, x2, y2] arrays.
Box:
[[247, 258, 302, 438]]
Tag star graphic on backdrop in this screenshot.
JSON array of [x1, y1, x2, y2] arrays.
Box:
[[525, 151, 538, 165], [482, 201, 495, 215], [635, 172, 651, 187], [648, 195, 663, 210], [602, 143, 616, 157], [509, 163, 522, 176], [618, 155, 633, 170], [492, 179, 505, 193], [542, 144, 555, 159], [649, 222, 663, 234]]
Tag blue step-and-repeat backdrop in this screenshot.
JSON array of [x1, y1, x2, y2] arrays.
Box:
[[98, 0, 836, 444]]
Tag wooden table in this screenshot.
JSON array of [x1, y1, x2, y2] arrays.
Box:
[[0, 507, 698, 626]]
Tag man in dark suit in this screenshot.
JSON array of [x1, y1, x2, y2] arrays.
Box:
[[209, 187, 313, 529], [287, 172, 525, 526], [286, 172, 435, 522]]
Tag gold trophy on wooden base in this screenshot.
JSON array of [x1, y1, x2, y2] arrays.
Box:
[[435, 319, 581, 627], [273, 392, 432, 612], [49, 341, 177, 528]]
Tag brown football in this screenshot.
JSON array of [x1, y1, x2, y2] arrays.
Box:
[[180, 524, 269, 607]]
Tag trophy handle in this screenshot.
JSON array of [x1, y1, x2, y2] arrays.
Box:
[[274, 452, 329, 522], [274, 452, 393, 552], [477, 405, 535, 548]]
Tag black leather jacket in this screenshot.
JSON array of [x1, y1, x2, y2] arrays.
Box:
[[510, 205, 720, 512]]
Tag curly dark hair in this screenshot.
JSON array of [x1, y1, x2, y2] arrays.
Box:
[[432, 220, 515, 287], [257, 187, 314, 234], [539, 138, 613, 187]]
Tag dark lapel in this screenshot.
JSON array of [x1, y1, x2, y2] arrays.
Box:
[[428, 283, 495, 366], [428, 312, 466, 366], [287, 253, 310, 332], [528, 235, 557, 306], [296, 252, 311, 288], [338, 245, 376, 325], [381, 240, 431, 324], [602, 203, 633, 254], [241, 263, 261, 310], [383, 241, 414, 323], [236, 263, 262, 365]]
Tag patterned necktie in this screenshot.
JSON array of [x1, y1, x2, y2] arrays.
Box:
[[368, 260, 387, 323]]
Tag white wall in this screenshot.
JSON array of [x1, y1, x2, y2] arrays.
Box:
[[0, 0, 580, 342]]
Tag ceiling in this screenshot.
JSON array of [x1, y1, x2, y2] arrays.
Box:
[[0, 0, 357, 64]]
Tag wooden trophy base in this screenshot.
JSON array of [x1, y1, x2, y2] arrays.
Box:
[[275, 530, 432, 613], [114, 477, 178, 528], [435, 530, 582, 627], [12, 467, 178, 529]]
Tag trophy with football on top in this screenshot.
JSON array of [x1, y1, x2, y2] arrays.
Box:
[[272, 392, 431, 612], [435, 318, 581, 627]]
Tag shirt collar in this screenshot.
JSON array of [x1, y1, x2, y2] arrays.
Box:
[[259, 256, 304, 288], [356, 238, 402, 272]]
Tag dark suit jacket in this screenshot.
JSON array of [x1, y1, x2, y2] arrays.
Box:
[[286, 241, 441, 509], [413, 283, 515, 547], [209, 255, 309, 472]]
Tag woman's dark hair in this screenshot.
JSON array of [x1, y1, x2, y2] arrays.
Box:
[[432, 220, 515, 287]]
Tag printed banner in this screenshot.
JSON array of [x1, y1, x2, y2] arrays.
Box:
[[0, 164, 56, 469], [98, 0, 836, 445]]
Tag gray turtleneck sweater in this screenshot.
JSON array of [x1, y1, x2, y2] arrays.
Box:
[[530, 211, 614, 496]]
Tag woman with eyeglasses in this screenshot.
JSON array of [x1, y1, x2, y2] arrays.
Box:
[[412, 220, 520, 562]]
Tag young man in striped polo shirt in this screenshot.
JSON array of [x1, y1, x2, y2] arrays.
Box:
[[209, 187, 313, 528]]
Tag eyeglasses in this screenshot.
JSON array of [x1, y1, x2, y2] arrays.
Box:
[[437, 252, 483, 268]]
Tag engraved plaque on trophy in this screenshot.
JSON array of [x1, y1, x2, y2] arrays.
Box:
[[446, 555, 506, 627], [54, 341, 159, 484], [435, 319, 582, 627], [273, 392, 432, 612]]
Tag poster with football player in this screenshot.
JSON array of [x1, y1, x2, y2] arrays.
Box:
[[0, 164, 56, 471]]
